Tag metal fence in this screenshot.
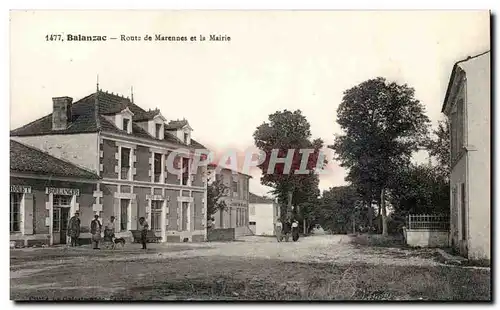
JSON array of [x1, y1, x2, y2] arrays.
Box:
[[407, 214, 450, 231]]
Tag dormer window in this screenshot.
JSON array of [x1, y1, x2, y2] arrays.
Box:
[[105, 107, 134, 134], [184, 132, 189, 144], [145, 113, 166, 140], [123, 118, 130, 132], [156, 123, 162, 139]]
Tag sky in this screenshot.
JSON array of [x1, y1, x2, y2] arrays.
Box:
[[9, 10, 490, 196]]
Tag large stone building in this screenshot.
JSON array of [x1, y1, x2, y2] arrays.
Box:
[[11, 89, 209, 244], [442, 50, 490, 260], [207, 164, 252, 237]]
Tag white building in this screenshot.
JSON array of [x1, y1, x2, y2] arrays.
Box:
[[248, 193, 279, 236], [442, 50, 490, 260]]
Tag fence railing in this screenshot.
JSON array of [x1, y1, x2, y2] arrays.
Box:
[[407, 214, 450, 231]]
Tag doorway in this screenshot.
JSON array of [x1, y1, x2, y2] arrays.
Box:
[[53, 207, 70, 244], [150, 200, 163, 237], [53, 194, 71, 244]]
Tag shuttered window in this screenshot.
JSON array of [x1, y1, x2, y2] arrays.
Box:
[[121, 148, 131, 180], [10, 193, 22, 232]]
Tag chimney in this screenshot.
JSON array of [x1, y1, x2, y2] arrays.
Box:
[[52, 96, 73, 130]]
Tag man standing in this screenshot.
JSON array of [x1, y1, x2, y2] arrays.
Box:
[[138, 217, 149, 250], [90, 214, 102, 250], [67, 212, 81, 247], [106, 216, 116, 237]]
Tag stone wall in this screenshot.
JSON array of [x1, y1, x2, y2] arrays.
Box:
[[405, 229, 449, 248], [207, 228, 235, 242]]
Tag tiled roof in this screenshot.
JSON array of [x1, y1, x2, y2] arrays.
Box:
[[190, 138, 207, 149], [165, 119, 188, 130], [207, 163, 252, 178], [96, 91, 144, 115], [133, 109, 160, 122], [249, 192, 275, 204], [10, 90, 208, 150], [10, 140, 100, 179], [10, 93, 100, 136]]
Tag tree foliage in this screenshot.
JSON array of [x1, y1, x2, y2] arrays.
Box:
[[386, 119, 451, 217], [331, 77, 430, 235], [253, 110, 325, 221], [316, 186, 363, 233], [206, 178, 228, 221], [388, 163, 449, 216], [424, 119, 450, 178]]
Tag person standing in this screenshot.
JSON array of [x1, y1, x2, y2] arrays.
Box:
[[90, 214, 102, 250], [282, 219, 291, 242], [67, 212, 81, 247], [275, 219, 283, 242], [138, 217, 149, 250], [292, 219, 300, 242]]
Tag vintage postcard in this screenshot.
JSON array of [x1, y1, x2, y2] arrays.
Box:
[[9, 10, 491, 301]]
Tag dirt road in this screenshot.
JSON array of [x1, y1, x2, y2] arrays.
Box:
[[10, 235, 490, 300]]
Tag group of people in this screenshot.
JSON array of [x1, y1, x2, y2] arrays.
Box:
[[66, 212, 150, 249], [275, 218, 300, 242]]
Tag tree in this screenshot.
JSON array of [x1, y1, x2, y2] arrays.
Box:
[[292, 176, 321, 233], [387, 119, 451, 217], [254, 110, 326, 221], [345, 163, 380, 229], [388, 163, 449, 216], [317, 186, 363, 234], [332, 77, 430, 236], [424, 119, 450, 178], [206, 178, 228, 222]]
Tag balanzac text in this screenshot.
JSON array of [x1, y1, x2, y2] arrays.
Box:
[[66, 34, 107, 42]]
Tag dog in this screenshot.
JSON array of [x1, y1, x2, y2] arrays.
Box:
[[112, 237, 126, 249]]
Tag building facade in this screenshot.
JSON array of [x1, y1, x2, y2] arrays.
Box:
[[10, 140, 100, 246], [442, 51, 490, 260], [11, 89, 209, 244], [248, 193, 279, 236], [207, 164, 252, 237]]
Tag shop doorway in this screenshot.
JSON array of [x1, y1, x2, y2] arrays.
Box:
[[53, 195, 71, 244]]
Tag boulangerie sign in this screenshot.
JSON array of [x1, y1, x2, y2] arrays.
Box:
[[45, 187, 80, 196], [146, 194, 164, 201], [8, 10, 491, 302]]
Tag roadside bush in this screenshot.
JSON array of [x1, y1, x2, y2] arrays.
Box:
[[387, 214, 406, 236], [372, 214, 406, 237]]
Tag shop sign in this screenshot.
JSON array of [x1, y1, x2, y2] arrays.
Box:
[[10, 185, 31, 193], [45, 187, 80, 196], [146, 194, 164, 201]]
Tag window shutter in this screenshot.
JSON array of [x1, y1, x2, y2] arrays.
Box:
[[24, 193, 34, 235], [130, 199, 138, 230], [114, 198, 120, 223]]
